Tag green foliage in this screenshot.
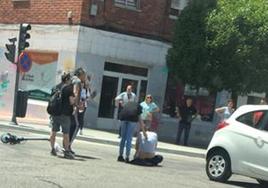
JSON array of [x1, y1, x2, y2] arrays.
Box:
[[167, 0, 268, 94]]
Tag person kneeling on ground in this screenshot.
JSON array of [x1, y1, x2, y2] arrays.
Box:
[[130, 130, 163, 166]]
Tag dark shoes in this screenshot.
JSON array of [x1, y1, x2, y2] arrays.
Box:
[[50, 148, 57, 156], [64, 151, 75, 159], [117, 156, 130, 163], [117, 156, 125, 162], [69, 150, 76, 155], [125, 158, 130, 163]]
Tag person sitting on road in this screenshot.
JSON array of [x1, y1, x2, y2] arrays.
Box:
[[130, 130, 163, 166]]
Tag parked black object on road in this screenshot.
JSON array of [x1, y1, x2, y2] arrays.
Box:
[[1, 133, 49, 145]]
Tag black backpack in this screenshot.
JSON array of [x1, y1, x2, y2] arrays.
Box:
[[47, 85, 64, 116]]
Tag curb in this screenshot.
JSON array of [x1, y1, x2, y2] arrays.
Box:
[[0, 123, 205, 159]]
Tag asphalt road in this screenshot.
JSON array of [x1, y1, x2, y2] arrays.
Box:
[[0, 128, 261, 188]]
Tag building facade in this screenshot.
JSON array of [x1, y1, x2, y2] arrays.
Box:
[[0, 0, 191, 130]]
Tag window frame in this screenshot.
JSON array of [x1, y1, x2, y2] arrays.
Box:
[[236, 110, 268, 132], [114, 0, 141, 10]]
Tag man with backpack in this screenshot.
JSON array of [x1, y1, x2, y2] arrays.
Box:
[[48, 73, 75, 159]]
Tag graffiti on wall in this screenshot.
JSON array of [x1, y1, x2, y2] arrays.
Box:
[[0, 71, 10, 107], [20, 50, 59, 101]]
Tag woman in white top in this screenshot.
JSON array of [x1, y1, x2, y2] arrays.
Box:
[[215, 99, 235, 121], [77, 75, 97, 135]]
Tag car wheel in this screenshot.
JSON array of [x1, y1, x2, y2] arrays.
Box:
[[206, 149, 232, 182], [257, 180, 268, 187]]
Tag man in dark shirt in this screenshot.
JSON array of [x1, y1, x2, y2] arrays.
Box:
[[117, 102, 147, 163], [50, 73, 75, 159], [176, 97, 197, 146]]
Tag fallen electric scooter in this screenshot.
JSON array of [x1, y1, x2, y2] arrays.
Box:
[[1, 133, 49, 145]]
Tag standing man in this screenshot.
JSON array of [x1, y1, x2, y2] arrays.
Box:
[[50, 73, 75, 159], [176, 97, 197, 146], [115, 85, 137, 137], [117, 101, 147, 163], [115, 85, 137, 108], [69, 67, 87, 154]]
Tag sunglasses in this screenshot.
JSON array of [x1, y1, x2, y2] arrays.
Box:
[[146, 96, 152, 99]]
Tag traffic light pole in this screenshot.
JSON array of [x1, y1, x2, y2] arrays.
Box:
[[11, 24, 23, 125], [11, 59, 20, 125]]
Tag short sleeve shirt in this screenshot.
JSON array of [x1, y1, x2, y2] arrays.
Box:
[[138, 131, 158, 154], [222, 107, 233, 120], [61, 84, 75, 116], [115, 92, 136, 106], [179, 105, 197, 124], [140, 101, 158, 120]]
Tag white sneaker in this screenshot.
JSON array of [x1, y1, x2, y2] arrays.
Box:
[[79, 130, 83, 135]]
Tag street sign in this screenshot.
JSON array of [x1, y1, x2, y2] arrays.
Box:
[[18, 52, 32, 73]]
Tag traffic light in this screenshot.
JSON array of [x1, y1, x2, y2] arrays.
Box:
[[4, 37, 17, 63], [19, 23, 31, 51]]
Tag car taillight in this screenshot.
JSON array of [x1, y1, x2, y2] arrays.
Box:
[[216, 121, 229, 131]]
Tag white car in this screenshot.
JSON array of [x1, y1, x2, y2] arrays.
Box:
[[206, 105, 268, 187]]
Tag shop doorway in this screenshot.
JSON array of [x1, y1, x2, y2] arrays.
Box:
[[98, 71, 148, 120]]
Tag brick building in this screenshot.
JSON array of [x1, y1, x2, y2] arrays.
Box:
[[0, 0, 184, 41], [0, 0, 190, 131]]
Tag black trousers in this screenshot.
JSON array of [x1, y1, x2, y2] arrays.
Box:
[[176, 122, 191, 146], [69, 115, 77, 144], [78, 109, 86, 130], [130, 155, 163, 166]]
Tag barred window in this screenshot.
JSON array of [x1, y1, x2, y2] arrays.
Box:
[[115, 0, 140, 9]]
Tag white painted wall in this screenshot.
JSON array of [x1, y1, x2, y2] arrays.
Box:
[[78, 26, 171, 66], [0, 24, 79, 51]]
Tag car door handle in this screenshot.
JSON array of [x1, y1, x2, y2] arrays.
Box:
[[255, 137, 265, 147]]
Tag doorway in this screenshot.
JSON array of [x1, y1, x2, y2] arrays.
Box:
[[98, 71, 148, 120]]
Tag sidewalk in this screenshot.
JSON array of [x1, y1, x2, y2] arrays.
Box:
[[0, 120, 206, 159]]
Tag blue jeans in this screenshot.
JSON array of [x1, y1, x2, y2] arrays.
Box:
[[119, 121, 137, 158]]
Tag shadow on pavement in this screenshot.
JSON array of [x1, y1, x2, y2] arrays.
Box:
[[57, 154, 100, 161], [226, 181, 260, 188], [57, 156, 86, 162], [75, 154, 100, 160]]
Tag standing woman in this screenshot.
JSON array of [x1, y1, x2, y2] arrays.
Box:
[[215, 99, 235, 121], [69, 68, 87, 154], [140, 94, 160, 131], [78, 75, 96, 135]]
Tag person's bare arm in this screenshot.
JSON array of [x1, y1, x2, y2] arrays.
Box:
[[134, 134, 141, 158], [153, 107, 160, 113], [69, 96, 75, 105], [215, 107, 226, 114], [73, 84, 81, 106], [115, 93, 123, 107], [139, 117, 147, 140]]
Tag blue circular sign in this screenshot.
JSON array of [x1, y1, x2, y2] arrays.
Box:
[[19, 52, 32, 73]]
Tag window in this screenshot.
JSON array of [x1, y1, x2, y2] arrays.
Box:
[[114, 0, 140, 9], [236, 110, 268, 130], [104, 62, 148, 77], [162, 76, 216, 121], [169, 0, 189, 19]]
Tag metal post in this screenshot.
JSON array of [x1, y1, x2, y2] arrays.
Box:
[[11, 24, 22, 125], [11, 64, 20, 125]]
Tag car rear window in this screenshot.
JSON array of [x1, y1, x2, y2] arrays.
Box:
[[236, 110, 268, 131]]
